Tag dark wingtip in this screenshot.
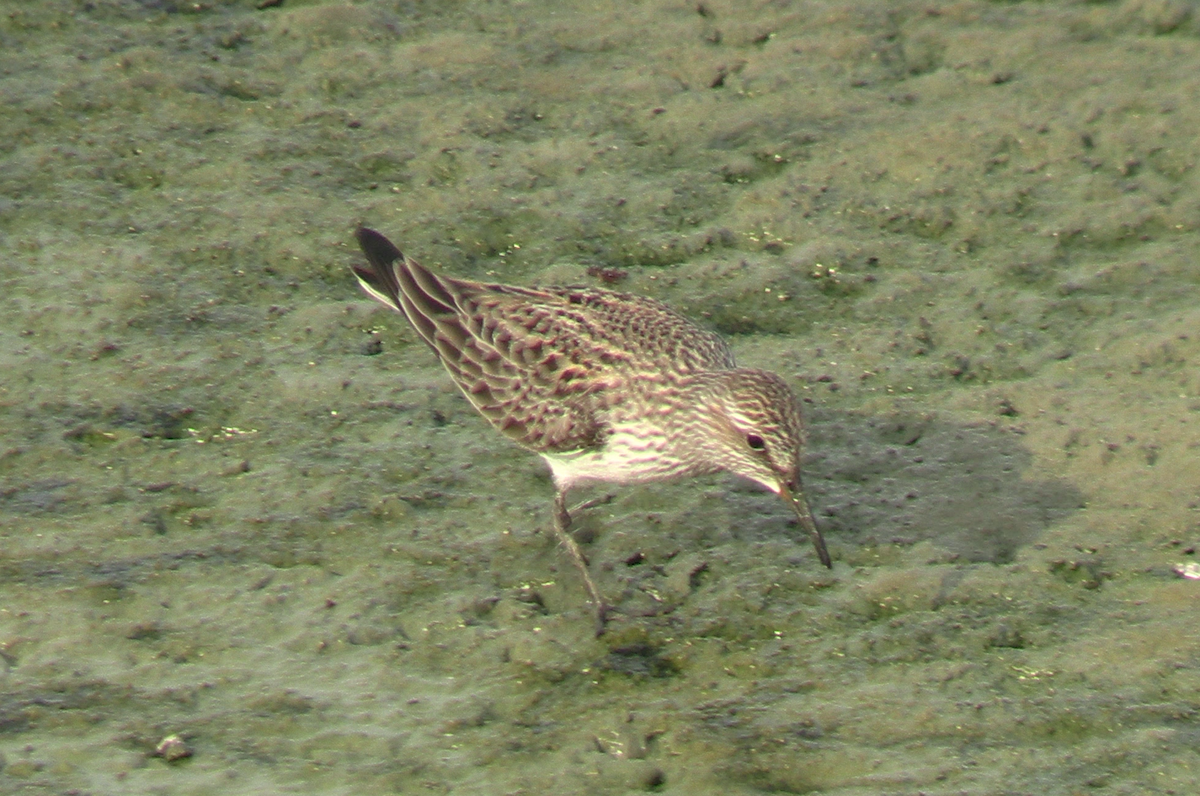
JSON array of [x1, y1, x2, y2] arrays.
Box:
[[350, 226, 407, 308], [355, 226, 404, 267]]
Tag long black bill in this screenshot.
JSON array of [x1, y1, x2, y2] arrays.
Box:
[[779, 481, 832, 569]]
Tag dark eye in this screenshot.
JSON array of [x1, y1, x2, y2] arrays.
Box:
[[746, 434, 766, 450]]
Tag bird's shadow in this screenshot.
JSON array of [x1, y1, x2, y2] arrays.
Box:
[[721, 409, 1085, 564]]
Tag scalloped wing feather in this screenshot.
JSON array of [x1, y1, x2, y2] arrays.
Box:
[[353, 227, 735, 453]]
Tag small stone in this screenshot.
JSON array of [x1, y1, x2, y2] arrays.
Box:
[[154, 735, 192, 763]]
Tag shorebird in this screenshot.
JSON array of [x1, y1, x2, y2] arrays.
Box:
[[350, 226, 830, 633]]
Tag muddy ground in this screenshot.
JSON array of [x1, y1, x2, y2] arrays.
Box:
[[1, 1, 1199, 793]]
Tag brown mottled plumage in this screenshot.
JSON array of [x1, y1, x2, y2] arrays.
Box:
[[352, 226, 829, 633]]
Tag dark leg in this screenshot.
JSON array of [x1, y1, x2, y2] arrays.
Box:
[[553, 489, 609, 635], [569, 493, 615, 515]]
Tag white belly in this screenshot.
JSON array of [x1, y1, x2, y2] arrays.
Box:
[[541, 424, 693, 491]]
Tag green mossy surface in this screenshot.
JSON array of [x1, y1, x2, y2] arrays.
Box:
[[2, 1, 1199, 793]]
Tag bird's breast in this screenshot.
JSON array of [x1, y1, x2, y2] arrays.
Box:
[[541, 418, 702, 490]]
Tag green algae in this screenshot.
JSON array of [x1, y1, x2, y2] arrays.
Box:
[[2, 1, 1200, 794]]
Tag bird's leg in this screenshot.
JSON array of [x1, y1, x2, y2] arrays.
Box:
[[569, 492, 616, 515], [553, 489, 609, 635]]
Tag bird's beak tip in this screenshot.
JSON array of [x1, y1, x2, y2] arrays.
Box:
[[778, 482, 832, 569]]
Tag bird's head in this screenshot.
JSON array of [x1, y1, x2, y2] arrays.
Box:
[[699, 369, 831, 568]]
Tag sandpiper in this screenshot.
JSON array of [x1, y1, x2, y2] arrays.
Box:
[[351, 227, 830, 632]]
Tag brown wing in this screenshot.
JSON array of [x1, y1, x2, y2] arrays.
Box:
[[352, 227, 734, 453], [533, 284, 736, 374]]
